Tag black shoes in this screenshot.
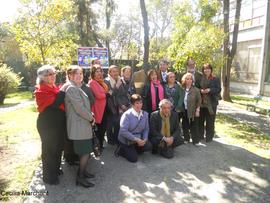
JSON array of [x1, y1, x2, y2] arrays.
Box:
[[57, 169, 64, 176], [83, 171, 95, 178], [76, 176, 95, 188], [43, 177, 59, 185]]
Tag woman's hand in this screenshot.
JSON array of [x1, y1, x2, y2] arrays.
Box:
[[136, 138, 145, 146]]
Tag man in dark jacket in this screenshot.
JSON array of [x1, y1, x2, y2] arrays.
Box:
[[149, 99, 183, 158], [179, 58, 202, 88]]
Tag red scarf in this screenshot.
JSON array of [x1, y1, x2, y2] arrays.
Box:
[[35, 84, 65, 113], [151, 80, 164, 111]]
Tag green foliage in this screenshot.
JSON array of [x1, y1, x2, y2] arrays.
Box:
[[149, 36, 171, 61], [169, 0, 223, 72], [11, 0, 78, 68], [0, 64, 22, 104]]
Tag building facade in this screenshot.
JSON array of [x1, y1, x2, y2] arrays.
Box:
[[230, 0, 270, 96]]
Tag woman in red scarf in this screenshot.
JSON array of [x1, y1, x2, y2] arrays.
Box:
[[35, 65, 67, 185], [142, 69, 164, 114]]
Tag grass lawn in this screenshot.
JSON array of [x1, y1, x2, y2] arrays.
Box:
[[0, 105, 40, 201], [2, 91, 33, 106], [215, 113, 270, 159], [231, 94, 270, 109]]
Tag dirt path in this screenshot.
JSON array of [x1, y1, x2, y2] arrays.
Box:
[[23, 138, 270, 203], [0, 101, 35, 114]]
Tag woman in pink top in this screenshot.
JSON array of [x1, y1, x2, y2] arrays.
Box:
[[89, 64, 109, 149]]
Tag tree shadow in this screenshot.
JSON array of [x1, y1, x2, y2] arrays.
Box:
[[25, 140, 270, 203]]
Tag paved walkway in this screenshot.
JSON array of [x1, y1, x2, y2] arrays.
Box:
[[0, 100, 34, 114], [5, 98, 269, 202], [22, 139, 270, 203], [218, 100, 270, 135]]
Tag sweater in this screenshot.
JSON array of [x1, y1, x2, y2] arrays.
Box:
[[118, 108, 149, 145]]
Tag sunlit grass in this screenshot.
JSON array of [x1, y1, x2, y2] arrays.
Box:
[[2, 91, 33, 106], [0, 104, 40, 201], [231, 95, 270, 109], [216, 113, 270, 159], [0, 105, 38, 142]]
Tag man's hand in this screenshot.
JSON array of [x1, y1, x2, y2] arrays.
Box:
[[164, 137, 174, 146]]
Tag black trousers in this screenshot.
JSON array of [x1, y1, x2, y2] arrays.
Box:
[[106, 113, 120, 145], [119, 141, 152, 162], [95, 112, 107, 149], [182, 110, 199, 144], [198, 106, 217, 142], [37, 111, 65, 183]]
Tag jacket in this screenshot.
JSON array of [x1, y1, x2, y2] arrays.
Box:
[[65, 81, 93, 140], [89, 79, 107, 124], [149, 110, 181, 146], [164, 83, 184, 111], [118, 108, 149, 145], [183, 86, 201, 119]]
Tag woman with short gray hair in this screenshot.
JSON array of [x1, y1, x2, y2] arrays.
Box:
[[35, 65, 68, 185]]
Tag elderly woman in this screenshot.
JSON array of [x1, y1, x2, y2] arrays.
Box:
[[65, 65, 95, 188], [35, 65, 67, 185], [199, 64, 221, 142], [181, 73, 201, 145], [142, 69, 164, 114], [164, 72, 184, 112], [89, 64, 108, 149], [150, 99, 183, 158], [117, 94, 152, 162], [116, 66, 136, 114], [104, 65, 122, 145]]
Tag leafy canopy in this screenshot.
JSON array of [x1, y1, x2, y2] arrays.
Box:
[[12, 0, 78, 68], [169, 0, 223, 72]]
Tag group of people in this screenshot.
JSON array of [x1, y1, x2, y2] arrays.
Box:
[[34, 57, 221, 188]]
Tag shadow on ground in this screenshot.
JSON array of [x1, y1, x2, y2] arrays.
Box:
[[23, 140, 270, 203]]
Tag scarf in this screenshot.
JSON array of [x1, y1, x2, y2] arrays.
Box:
[[96, 78, 109, 93], [108, 74, 120, 89], [150, 80, 164, 111], [160, 111, 171, 137], [200, 75, 214, 115], [35, 84, 64, 113]]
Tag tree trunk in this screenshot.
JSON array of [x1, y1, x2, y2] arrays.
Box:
[[105, 0, 111, 60], [222, 0, 242, 102], [140, 0, 150, 72], [0, 93, 6, 105]]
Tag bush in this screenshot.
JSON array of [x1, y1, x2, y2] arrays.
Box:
[[0, 64, 21, 104]]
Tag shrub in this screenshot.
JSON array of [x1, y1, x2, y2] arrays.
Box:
[[0, 64, 21, 104]]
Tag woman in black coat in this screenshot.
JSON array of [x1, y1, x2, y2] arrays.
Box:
[[35, 65, 68, 185], [142, 69, 164, 114], [199, 63, 221, 142]]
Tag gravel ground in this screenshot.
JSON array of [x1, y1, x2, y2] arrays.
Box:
[[22, 139, 270, 203]]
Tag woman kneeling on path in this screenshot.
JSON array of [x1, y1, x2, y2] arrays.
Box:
[[65, 65, 95, 188], [35, 65, 67, 185], [117, 94, 152, 162]]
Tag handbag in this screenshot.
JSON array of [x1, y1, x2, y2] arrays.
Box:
[[159, 140, 174, 159]]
